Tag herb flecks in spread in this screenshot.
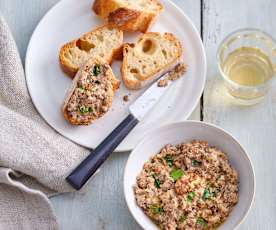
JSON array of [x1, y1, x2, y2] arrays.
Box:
[[65, 63, 112, 124], [187, 191, 196, 202], [79, 105, 92, 114], [152, 174, 161, 188], [164, 155, 174, 167], [134, 140, 239, 230], [170, 168, 184, 182], [93, 64, 101, 76], [150, 204, 164, 215]]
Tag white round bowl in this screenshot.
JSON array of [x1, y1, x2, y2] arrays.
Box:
[[124, 121, 255, 230]]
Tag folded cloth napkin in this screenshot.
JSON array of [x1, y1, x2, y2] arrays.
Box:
[[0, 15, 88, 230]]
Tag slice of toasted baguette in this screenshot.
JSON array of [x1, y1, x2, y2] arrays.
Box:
[[121, 32, 183, 89], [63, 57, 120, 125], [59, 25, 123, 78], [92, 0, 163, 33]]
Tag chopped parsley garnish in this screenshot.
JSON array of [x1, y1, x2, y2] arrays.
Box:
[[164, 155, 174, 167], [170, 169, 184, 182], [202, 188, 212, 200], [150, 205, 164, 214], [152, 175, 161, 188], [79, 105, 92, 114], [187, 191, 196, 202], [192, 159, 202, 167], [179, 214, 187, 223], [78, 86, 85, 93], [197, 217, 208, 227], [93, 64, 101, 76]]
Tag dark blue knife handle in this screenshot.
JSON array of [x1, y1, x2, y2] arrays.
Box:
[[66, 113, 139, 190]]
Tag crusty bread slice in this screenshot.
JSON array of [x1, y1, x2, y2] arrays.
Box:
[[92, 0, 163, 33], [121, 32, 183, 89], [63, 57, 120, 125], [59, 25, 123, 78]]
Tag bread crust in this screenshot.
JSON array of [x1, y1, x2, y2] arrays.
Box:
[[59, 24, 123, 79], [92, 0, 101, 15], [59, 42, 81, 78], [62, 57, 120, 125], [93, 0, 121, 18], [92, 0, 163, 33], [121, 32, 183, 90]]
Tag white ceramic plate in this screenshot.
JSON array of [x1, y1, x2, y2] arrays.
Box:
[[25, 0, 206, 151], [124, 121, 255, 230]]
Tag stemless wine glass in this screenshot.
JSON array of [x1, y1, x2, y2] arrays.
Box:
[[217, 28, 276, 105]]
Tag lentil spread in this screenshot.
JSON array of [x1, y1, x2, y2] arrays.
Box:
[[65, 63, 114, 124], [134, 140, 239, 230], [157, 63, 187, 88]]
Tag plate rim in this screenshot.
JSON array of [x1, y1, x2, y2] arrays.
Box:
[[25, 0, 207, 152]]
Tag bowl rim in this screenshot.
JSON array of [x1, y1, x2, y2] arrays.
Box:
[[124, 120, 256, 230]]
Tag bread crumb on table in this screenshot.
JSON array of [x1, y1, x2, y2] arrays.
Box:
[[123, 95, 129, 102]]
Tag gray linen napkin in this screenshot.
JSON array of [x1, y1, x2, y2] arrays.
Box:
[[0, 15, 88, 230]]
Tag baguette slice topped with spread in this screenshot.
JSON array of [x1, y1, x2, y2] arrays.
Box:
[[121, 32, 183, 89], [59, 25, 123, 78], [63, 57, 120, 125], [93, 0, 163, 33]]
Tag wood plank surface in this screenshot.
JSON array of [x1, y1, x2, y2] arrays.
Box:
[[202, 0, 276, 229], [0, 0, 202, 229]]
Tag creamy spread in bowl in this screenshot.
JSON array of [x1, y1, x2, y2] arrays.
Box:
[[134, 140, 239, 230]]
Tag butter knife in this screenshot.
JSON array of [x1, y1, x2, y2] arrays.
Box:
[[66, 63, 186, 190]]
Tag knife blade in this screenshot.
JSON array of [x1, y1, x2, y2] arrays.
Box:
[[130, 71, 175, 121], [66, 63, 186, 190]]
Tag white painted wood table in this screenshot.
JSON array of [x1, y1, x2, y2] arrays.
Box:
[[1, 0, 276, 229]]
